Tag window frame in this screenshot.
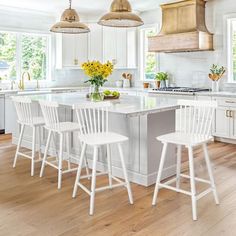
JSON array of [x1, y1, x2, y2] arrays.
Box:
[[139, 24, 159, 81], [0, 29, 51, 81]]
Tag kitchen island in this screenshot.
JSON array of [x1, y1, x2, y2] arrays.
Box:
[[12, 93, 179, 186]]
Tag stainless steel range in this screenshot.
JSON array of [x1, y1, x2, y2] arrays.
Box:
[[150, 87, 210, 95]]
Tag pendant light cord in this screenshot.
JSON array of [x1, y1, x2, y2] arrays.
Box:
[[69, 0, 72, 9]]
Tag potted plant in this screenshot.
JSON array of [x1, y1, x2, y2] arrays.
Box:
[[155, 72, 169, 88], [82, 61, 113, 102], [208, 64, 226, 92]]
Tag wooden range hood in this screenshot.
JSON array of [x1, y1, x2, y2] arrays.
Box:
[[148, 0, 213, 53]]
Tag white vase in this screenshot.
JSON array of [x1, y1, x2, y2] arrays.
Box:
[[211, 81, 219, 92], [123, 79, 130, 88]]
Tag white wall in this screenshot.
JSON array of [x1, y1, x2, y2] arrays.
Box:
[[140, 0, 236, 90]]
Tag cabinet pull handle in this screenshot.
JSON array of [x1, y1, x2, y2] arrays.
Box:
[[230, 110, 234, 118], [225, 100, 236, 104], [226, 110, 230, 117]]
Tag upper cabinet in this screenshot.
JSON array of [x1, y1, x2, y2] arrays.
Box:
[[88, 23, 103, 62], [56, 34, 88, 69], [55, 23, 137, 69], [103, 27, 137, 69]]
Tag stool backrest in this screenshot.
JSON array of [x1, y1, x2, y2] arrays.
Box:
[[39, 100, 60, 130], [177, 99, 217, 136], [12, 96, 33, 124], [73, 102, 111, 135]]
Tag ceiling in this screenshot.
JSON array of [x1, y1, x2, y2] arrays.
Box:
[[0, 0, 169, 15]]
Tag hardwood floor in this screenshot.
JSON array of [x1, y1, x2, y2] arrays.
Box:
[[0, 134, 236, 236]]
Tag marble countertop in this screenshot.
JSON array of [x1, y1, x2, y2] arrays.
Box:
[[28, 93, 179, 116], [148, 90, 236, 98]]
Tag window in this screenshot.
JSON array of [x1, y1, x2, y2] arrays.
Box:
[[140, 26, 158, 80], [0, 31, 50, 81]]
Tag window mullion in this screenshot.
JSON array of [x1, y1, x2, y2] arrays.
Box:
[[16, 33, 22, 81]]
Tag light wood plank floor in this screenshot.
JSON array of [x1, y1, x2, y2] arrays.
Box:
[[0, 134, 236, 236]]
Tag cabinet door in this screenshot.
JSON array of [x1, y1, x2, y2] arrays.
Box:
[[75, 34, 88, 65], [5, 97, 17, 134], [213, 107, 230, 138], [103, 27, 117, 63], [230, 109, 236, 139], [62, 34, 76, 66], [88, 23, 103, 61], [62, 34, 88, 67], [127, 29, 137, 68], [116, 28, 127, 68]]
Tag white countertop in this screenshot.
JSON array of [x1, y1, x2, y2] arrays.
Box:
[[148, 90, 236, 98], [28, 93, 179, 116]]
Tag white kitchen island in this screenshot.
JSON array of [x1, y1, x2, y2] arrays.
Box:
[[12, 93, 179, 186]]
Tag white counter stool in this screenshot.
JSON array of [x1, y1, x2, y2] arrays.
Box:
[[152, 100, 219, 221], [12, 96, 44, 176], [72, 102, 133, 215], [39, 100, 89, 189]]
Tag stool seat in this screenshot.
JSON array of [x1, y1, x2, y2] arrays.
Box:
[[79, 132, 128, 146], [45, 122, 81, 133], [157, 132, 213, 147], [18, 116, 45, 126]]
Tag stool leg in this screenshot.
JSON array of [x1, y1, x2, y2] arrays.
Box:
[[107, 144, 112, 189], [13, 124, 25, 168], [58, 133, 64, 189], [152, 142, 168, 206], [118, 143, 133, 205], [66, 133, 71, 170], [38, 126, 42, 160], [176, 145, 182, 190], [72, 143, 87, 198], [90, 146, 98, 216], [40, 130, 52, 177], [202, 143, 219, 205], [31, 126, 36, 177], [52, 132, 58, 161], [188, 146, 197, 221]]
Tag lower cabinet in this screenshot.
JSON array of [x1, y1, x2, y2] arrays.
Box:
[[213, 97, 236, 140]]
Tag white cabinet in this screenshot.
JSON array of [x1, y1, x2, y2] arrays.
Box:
[[213, 106, 230, 138], [103, 27, 117, 63], [55, 23, 137, 69], [213, 97, 236, 139], [56, 33, 88, 69], [88, 23, 103, 61], [5, 96, 17, 134], [116, 28, 127, 68], [103, 27, 137, 68]]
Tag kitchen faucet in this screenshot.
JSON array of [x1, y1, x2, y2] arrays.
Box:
[[19, 72, 31, 90]]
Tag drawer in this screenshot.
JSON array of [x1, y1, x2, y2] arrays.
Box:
[[215, 98, 236, 108]]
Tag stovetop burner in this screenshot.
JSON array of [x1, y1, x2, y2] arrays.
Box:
[[152, 87, 210, 93]]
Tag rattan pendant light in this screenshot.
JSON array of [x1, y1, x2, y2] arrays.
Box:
[[98, 0, 144, 28], [51, 0, 90, 34]]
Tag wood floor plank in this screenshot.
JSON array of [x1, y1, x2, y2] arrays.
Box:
[[0, 134, 236, 236]]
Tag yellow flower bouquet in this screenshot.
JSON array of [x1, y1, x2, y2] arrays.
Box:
[[82, 61, 113, 101]]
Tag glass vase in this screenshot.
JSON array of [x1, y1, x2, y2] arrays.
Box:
[[90, 85, 104, 102]]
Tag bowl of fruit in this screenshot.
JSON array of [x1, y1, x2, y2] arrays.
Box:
[[103, 90, 120, 99]]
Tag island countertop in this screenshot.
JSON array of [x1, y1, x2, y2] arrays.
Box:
[[27, 93, 179, 117]]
